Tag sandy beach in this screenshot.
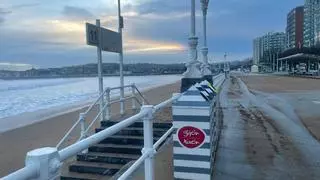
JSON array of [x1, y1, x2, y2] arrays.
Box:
[[0, 81, 180, 177]]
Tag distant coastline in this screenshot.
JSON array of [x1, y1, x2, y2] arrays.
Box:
[[0, 60, 253, 80], [0, 72, 181, 80], [0, 63, 186, 80]]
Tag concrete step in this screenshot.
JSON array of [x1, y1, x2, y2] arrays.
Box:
[[89, 143, 142, 155], [100, 121, 172, 129], [95, 127, 168, 137], [60, 171, 111, 180], [99, 135, 159, 145], [69, 161, 122, 176], [77, 152, 139, 165], [62, 121, 172, 179]]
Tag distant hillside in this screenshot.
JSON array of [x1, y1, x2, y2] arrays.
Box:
[[0, 63, 187, 79]]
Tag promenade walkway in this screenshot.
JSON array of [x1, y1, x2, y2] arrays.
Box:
[[213, 76, 320, 180]]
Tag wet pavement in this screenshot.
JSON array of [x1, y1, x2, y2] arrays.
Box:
[[213, 76, 320, 180]]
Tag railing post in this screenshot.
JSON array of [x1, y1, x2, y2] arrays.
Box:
[[141, 105, 155, 180], [79, 113, 88, 153], [27, 147, 61, 180], [120, 97, 125, 115], [131, 84, 137, 110], [106, 88, 111, 121], [79, 113, 86, 139], [142, 95, 145, 106]]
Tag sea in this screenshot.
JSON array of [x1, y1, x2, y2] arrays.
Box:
[[0, 75, 181, 119]]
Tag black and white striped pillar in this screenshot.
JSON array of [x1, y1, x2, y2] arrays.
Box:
[[172, 84, 212, 180]]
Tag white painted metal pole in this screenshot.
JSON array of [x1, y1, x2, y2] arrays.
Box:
[[79, 113, 86, 139], [200, 0, 211, 75], [203, 12, 207, 47], [131, 84, 136, 110], [191, 0, 195, 36], [79, 113, 88, 153], [96, 19, 105, 122], [106, 88, 111, 120], [142, 105, 154, 180], [118, 0, 125, 116]]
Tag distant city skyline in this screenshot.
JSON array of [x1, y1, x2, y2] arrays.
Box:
[[0, 0, 303, 70]]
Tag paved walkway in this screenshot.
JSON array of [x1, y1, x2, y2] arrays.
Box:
[[213, 76, 320, 180]]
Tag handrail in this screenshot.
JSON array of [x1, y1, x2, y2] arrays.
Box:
[[2, 91, 179, 180], [56, 84, 150, 149], [56, 114, 83, 148], [79, 101, 110, 140], [84, 88, 107, 114], [118, 125, 174, 180], [153, 93, 181, 113], [134, 86, 150, 105], [118, 152, 149, 180], [2, 75, 225, 180], [80, 94, 145, 140], [59, 110, 148, 161], [2, 165, 38, 180], [109, 84, 132, 91], [153, 126, 174, 150], [56, 88, 109, 149]]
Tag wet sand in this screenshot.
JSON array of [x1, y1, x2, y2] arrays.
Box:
[[0, 81, 180, 177]]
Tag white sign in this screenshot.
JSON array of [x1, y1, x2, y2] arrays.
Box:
[[86, 23, 122, 53]]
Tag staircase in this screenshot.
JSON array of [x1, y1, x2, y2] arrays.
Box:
[[61, 121, 172, 180]]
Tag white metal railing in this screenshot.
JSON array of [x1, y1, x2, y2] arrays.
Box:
[[2, 93, 182, 180], [118, 127, 174, 180], [56, 83, 149, 149], [2, 75, 226, 180]]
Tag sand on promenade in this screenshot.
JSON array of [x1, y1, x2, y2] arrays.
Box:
[[240, 75, 320, 93], [0, 81, 180, 177], [239, 75, 320, 142]]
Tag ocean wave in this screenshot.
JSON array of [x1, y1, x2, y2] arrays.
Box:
[[0, 78, 83, 92], [0, 75, 181, 119]]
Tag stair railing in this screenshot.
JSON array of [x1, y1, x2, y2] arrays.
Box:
[[56, 83, 149, 149], [2, 93, 182, 180]]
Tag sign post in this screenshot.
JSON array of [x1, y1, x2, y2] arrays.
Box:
[[86, 20, 122, 121], [118, 0, 125, 116], [96, 19, 105, 122]]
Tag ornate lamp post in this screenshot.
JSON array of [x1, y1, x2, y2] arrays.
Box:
[[200, 0, 212, 75], [183, 0, 202, 78]]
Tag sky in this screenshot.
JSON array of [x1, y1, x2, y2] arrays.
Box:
[[0, 0, 304, 70]]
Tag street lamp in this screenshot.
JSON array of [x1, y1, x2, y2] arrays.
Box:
[[200, 0, 212, 75], [183, 0, 202, 78]]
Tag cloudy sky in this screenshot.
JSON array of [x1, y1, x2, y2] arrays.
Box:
[[0, 0, 303, 70]]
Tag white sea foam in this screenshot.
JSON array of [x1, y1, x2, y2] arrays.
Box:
[[0, 75, 181, 119]]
